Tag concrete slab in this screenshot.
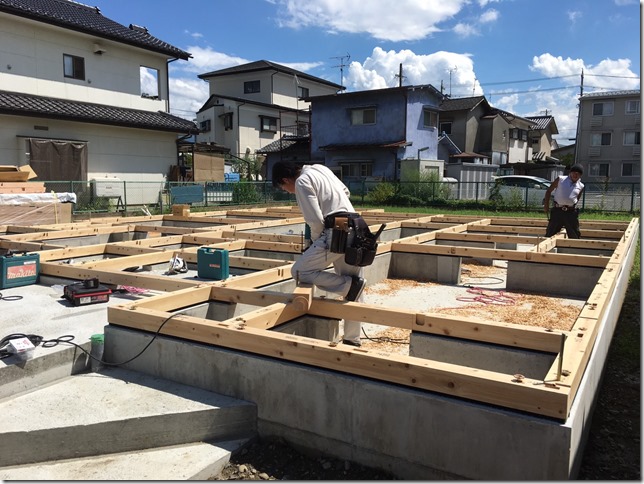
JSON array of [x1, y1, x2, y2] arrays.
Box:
[[0, 367, 256, 467], [0, 439, 247, 480]]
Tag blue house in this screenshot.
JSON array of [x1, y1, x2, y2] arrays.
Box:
[[307, 85, 444, 183]]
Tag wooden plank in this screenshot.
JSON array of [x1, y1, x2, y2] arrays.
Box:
[[392, 242, 610, 267], [40, 262, 199, 291]]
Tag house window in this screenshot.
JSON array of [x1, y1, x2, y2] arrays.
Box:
[[588, 162, 610, 177], [244, 80, 260, 94], [260, 116, 278, 133], [340, 162, 373, 178], [423, 110, 438, 128], [200, 119, 211, 132], [63, 54, 85, 80], [140, 66, 159, 98], [439, 122, 452, 135], [623, 131, 640, 145], [509, 128, 527, 140], [591, 133, 612, 146], [531, 136, 540, 145], [621, 162, 640, 177], [592, 102, 614, 116], [223, 112, 233, 131], [298, 86, 309, 98], [625, 100, 640, 115], [350, 108, 376, 125]]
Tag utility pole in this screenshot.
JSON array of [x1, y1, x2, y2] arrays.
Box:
[[394, 63, 406, 87], [331, 53, 350, 88]]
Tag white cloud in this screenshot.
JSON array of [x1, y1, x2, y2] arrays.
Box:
[[453, 22, 479, 37], [567, 10, 582, 24], [346, 47, 477, 95], [184, 30, 203, 39], [480, 8, 499, 23], [274, 0, 467, 41]]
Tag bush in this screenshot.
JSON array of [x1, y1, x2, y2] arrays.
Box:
[[232, 182, 261, 204], [369, 182, 396, 205]]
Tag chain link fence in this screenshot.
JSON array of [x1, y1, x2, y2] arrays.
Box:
[[34, 178, 640, 216]]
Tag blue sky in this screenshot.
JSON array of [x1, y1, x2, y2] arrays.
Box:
[[89, 0, 640, 146]]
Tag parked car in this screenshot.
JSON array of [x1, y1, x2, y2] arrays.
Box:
[[489, 175, 553, 206]]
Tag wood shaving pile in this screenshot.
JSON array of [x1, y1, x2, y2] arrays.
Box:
[[362, 276, 580, 354], [435, 292, 579, 331]]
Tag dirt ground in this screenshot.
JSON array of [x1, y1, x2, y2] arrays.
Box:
[[212, 270, 641, 480]]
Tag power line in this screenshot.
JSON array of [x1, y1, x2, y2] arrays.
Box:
[[479, 75, 578, 86]]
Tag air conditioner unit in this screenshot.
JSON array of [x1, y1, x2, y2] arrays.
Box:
[[93, 43, 106, 55]]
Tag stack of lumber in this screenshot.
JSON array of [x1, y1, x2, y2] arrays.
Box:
[[0, 182, 46, 194], [0, 165, 72, 225]]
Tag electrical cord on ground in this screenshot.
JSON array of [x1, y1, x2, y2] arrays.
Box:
[[360, 326, 409, 345], [0, 311, 183, 364], [460, 268, 504, 286], [456, 287, 516, 305], [0, 292, 23, 301]]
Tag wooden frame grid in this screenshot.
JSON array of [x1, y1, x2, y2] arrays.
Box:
[[1, 208, 638, 420]]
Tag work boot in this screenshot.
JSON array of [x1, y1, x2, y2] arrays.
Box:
[[345, 276, 366, 302], [342, 339, 362, 347]]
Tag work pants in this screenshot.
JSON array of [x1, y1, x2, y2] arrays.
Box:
[[546, 207, 581, 239], [291, 228, 363, 343]]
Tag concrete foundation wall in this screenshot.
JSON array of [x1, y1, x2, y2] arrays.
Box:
[[506, 261, 602, 298], [105, 326, 576, 480], [390, 252, 461, 284], [409, 333, 556, 379]]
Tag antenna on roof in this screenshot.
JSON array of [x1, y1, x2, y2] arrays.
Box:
[[331, 53, 350, 88]]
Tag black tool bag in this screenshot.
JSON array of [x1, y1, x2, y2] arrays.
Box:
[[326, 212, 386, 267]]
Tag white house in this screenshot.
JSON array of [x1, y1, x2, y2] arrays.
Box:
[[196, 60, 343, 159], [0, 0, 198, 204]]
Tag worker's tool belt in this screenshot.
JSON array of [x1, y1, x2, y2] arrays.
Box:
[[325, 212, 386, 267], [553, 202, 577, 212]]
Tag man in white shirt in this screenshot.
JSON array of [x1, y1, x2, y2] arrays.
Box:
[[272, 161, 365, 347], [544, 164, 585, 239]]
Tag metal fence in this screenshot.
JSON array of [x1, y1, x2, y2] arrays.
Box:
[[35, 179, 640, 216]]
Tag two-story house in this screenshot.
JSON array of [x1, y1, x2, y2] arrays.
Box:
[[0, 0, 198, 204], [575, 90, 641, 183], [526, 115, 559, 162], [196, 60, 343, 162], [305, 84, 444, 184]]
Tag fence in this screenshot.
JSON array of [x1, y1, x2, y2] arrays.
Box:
[[34, 179, 640, 216]]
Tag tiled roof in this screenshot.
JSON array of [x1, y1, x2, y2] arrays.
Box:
[[440, 96, 488, 112], [0, 90, 198, 134], [526, 115, 559, 134], [198, 60, 343, 89], [0, 0, 190, 59], [256, 137, 308, 154]]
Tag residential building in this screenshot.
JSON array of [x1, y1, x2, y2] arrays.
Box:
[[575, 90, 641, 183], [306, 84, 444, 183], [0, 0, 198, 204], [196, 60, 342, 160], [526, 115, 559, 161], [438, 96, 535, 168]]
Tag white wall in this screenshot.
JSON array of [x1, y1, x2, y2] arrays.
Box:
[[0, 16, 168, 111]]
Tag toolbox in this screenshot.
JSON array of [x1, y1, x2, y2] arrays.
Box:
[[0, 252, 40, 289], [197, 247, 230, 280], [63, 278, 112, 306]]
